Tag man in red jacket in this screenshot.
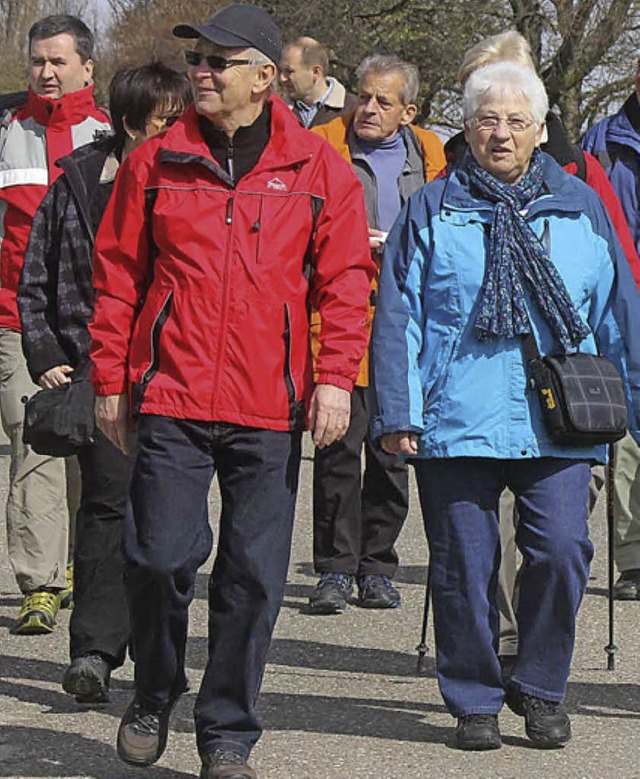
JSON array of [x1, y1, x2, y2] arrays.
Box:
[[89, 5, 373, 778], [1, 15, 111, 635]]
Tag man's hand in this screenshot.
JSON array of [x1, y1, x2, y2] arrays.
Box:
[[308, 384, 351, 448], [381, 431, 419, 455], [95, 393, 131, 454], [38, 364, 73, 389], [368, 227, 388, 252]]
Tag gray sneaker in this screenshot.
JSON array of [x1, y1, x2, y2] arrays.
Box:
[[62, 654, 111, 703]]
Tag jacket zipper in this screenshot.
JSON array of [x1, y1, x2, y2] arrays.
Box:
[[283, 303, 297, 407], [212, 196, 234, 412], [140, 291, 173, 386]]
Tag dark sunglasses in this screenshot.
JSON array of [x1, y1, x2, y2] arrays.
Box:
[[184, 50, 253, 69]]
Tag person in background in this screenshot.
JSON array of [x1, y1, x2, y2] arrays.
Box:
[[581, 55, 640, 601], [0, 14, 111, 635], [371, 61, 640, 751], [18, 63, 191, 704], [307, 54, 445, 614], [89, 5, 373, 777], [280, 36, 357, 128]]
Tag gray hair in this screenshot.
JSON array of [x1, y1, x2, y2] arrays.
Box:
[[355, 54, 420, 105], [246, 47, 276, 68], [463, 61, 548, 125]]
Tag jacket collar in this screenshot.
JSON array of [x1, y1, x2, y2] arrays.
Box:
[[323, 78, 347, 109], [19, 84, 101, 128], [158, 95, 317, 176], [442, 151, 578, 216]]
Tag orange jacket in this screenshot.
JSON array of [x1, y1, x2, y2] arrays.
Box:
[[311, 113, 445, 386]]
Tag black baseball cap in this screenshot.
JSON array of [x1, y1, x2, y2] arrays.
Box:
[[173, 4, 282, 65]]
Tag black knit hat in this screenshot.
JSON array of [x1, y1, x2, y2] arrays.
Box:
[[173, 4, 282, 65]]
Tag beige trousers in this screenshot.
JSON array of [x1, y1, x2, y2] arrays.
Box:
[[613, 433, 640, 572], [0, 329, 70, 593], [498, 466, 604, 656]]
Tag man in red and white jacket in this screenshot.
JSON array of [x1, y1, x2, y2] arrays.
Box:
[[2, 15, 110, 635], [89, 6, 373, 777]]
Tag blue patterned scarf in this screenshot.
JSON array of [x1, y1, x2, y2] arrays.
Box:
[[467, 148, 590, 350]]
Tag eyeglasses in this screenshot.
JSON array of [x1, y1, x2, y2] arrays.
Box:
[[147, 114, 181, 129], [470, 115, 535, 133], [184, 50, 253, 69]]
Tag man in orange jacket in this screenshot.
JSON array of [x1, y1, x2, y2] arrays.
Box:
[[308, 54, 445, 614]]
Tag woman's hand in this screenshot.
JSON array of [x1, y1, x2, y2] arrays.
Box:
[[381, 431, 419, 455], [38, 365, 73, 389]]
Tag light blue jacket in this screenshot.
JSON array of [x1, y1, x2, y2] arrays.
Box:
[[370, 153, 640, 462]]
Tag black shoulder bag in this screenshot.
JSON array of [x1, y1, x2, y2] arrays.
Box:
[[523, 333, 627, 446], [22, 379, 95, 457]]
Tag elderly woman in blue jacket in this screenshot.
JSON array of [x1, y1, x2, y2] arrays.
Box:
[[371, 61, 640, 752]]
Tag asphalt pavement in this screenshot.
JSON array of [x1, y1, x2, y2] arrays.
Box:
[[0, 438, 638, 778]]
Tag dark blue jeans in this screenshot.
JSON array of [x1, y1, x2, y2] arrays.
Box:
[[414, 457, 593, 717], [123, 415, 301, 759]]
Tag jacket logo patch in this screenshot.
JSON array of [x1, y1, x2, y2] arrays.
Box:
[[267, 176, 287, 191]]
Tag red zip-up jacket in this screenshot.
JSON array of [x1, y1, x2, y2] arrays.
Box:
[[0, 86, 110, 331], [90, 97, 375, 431]]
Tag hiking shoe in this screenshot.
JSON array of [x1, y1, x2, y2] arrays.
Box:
[[308, 573, 353, 614], [453, 714, 501, 751], [498, 654, 517, 687], [62, 654, 111, 704], [117, 692, 181, 766], [58, 563, 74, 609], [520, 694, 571, 747], [357, 574, 401, 609], [200, 749, 257, 779], [614, 569, 640, 600], [11, 589, 59, 635]]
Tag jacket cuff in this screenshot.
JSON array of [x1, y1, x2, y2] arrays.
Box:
[[315, 373, 354, 392], [24, 341, 70, 384], [91, 378, 128, 396]]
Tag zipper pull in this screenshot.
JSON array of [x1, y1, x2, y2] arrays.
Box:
[[226, 197, 234, 225]]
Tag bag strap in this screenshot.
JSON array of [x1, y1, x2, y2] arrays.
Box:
[[522, 332, 541, 363]]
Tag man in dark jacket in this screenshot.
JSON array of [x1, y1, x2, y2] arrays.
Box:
[[279, 36, 357, 128], [89, 6, 374, 778], [581, 56, 640, 601]]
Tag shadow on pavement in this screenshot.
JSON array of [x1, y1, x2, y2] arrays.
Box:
[[258, 691, 450, 743], [0, 726, 194, 778], [185, 636, 435, 678]]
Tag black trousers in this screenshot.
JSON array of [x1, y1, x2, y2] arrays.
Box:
[[313, 385, 409, 576], [123, 416, 300, 757], [69, 428, 132, 666]]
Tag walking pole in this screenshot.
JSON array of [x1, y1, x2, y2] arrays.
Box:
[[416, 563, 431, 674], [605, 442, 618, 671]]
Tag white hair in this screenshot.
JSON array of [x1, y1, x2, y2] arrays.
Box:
[[462, 61, 549, 125]]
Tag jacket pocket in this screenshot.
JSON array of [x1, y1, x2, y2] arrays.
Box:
[[283, 303, 306, 429], [131, 290, 173, 414]]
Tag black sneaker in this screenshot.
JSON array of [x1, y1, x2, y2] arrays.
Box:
[[308, 573, 353, 614], [200, 749, 257, 779], [520, 693, 571, 747], [116, 692, 181, 766], [614, 569, 640, 600], [357, 574, 401, 609], [62, 654, 112, 704], [453, 714, 501, 751]]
